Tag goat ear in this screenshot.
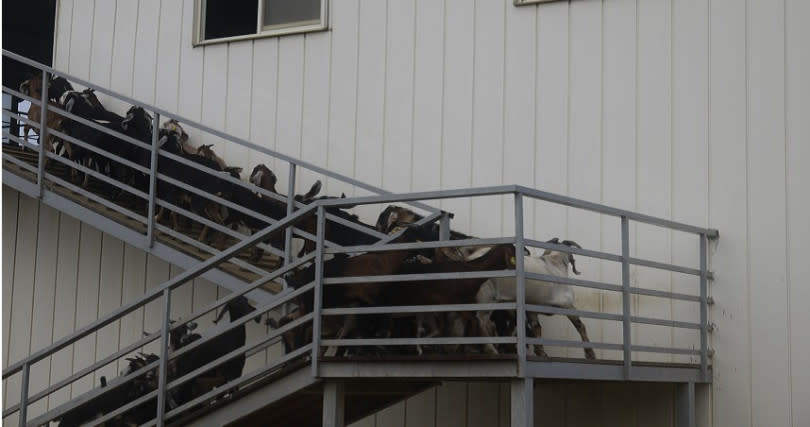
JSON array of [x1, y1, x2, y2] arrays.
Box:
[[547, 237, 560, 244], [19, 81, 29, 95]]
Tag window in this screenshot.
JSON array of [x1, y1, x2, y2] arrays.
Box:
[[194, 0, 328, 46]]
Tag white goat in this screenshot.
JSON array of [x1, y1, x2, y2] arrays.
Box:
[[476, 238, 596, 359]]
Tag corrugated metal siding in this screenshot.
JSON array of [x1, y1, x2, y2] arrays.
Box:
[[2, 0, 806, 425]]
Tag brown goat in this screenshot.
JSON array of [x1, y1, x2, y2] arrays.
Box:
[[19, 77, 63, 158], [382, 244, 517, 354]]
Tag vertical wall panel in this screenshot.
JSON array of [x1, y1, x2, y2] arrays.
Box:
[[786, 0, 810, 423], [708, 0, 751, 425], [502, 0, 535, 237], [533, 1, 570, 356], [746, 0, 789, 425], [326, 0, 360, 196], [299, 31, 332, 190], [70, 223, 101, 397], [353, 0, 387, 198], [108, 0, 139, 112], [671, 0, 709, 363], [436, 382, 466, 427], [89, 0, 116, 88], [155, 0, 183, 112], [469, 0, 504, 237], [382, 0, 415, 195], [411, 0, 444, 194], [53, 0, 74, 72], [224, 41, 255, 169], [47, 213, 81, 409], [68, 0, 94, 80], [600, 0, 636, 360], [405, 387, 436, 427], [467, 382, 499, 427], [4, 194, 39, 414], [118, 244, 147, 374], [275, 36, 307, 190], [178, 0, 204, 143], [24, 203, 60, 419], [2, 189, 19, 365], [375, 401, 405, 427], [565, 0, 603, 356], [634, 0, 672, 363], [249, 37, 280, 172], [94, 235, 124, 386], [440, 0, 474, 231], [132, 0, 160, 104]]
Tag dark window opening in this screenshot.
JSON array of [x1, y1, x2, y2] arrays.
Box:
[[203, 0, 257, 41]]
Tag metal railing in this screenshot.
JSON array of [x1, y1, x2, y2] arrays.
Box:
[[2, 50, 718, 426]]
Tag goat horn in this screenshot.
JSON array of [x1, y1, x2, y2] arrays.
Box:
[[561, 240, 582, 249], [546, 237, 560, 244]]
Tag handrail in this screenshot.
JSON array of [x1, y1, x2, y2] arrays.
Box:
[[2, 48, 440, 214]]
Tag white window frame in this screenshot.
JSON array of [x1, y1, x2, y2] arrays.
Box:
[[193, 0, 329, 46], [514, 0, 565, 5]]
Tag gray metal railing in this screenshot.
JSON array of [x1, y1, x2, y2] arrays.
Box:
[[2, 50, 717, 426]]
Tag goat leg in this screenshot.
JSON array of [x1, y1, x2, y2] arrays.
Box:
[[567, 315, 596, 359], [527, 315, 549, 358]]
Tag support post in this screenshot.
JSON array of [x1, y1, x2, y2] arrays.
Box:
[[621, 216, 632, 379], [17, 363, 30, 427], [155, 288, 172, 427], [146, 112, 161, 247], [284, 163, 297, 267], [36, 70, 49, 198], [439, 211, 451, 241], [311, 205, 326, 377], [322, 381, 345, 427], [510, 378, 534, 427], [676, 382, 696, 427], [699, 234, 709, 381], [513, 193, 527, 375]]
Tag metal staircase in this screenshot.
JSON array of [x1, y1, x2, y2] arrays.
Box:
[[2, 50, 718, 427]]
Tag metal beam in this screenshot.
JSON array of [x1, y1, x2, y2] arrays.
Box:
[[322, 381, 346, 427], [510, 378, 534, 427], [676, 382, 696, 427]]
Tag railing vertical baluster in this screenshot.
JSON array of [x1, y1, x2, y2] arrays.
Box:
[[621, 216, 632, 379], [146, 112, 161, 247], [36, 70, 49, 198], [439, 211, 451, 241], [156, 288, 171, 427], [17, 363, 30, 427], [311, 205, 326, 377], [513, 193, 527, 376], [284, 163, 297, 268], [699, 233, 709, 381]]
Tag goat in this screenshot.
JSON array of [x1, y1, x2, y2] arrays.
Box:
[[150, 129, 228, 241], [18, 75, 69, 157], [171, 296, 261, 406], [196, 144, 228, 170], [381, 244, 518, 355], [162, 119, 194, 154], [376, 205, 490, 262], [250, 163, 322, 203], [476, 238, 596, 359], [56, 353, 160, 427], [276, 225, 433, 356]]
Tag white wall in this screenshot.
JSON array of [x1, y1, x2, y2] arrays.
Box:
[[8, 0, 809, 425]]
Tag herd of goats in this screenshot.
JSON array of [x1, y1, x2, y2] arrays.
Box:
[[16, 74, 596, 426]]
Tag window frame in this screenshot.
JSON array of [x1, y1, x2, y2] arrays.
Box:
[[193, 0, 329, 46]]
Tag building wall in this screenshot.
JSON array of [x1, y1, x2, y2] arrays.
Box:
[[4, 0, 808, 425]]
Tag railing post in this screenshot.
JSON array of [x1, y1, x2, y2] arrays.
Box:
[[155, 288, 171, 427], [621, 216, 632, 379], [17, 363, 30, 427], [699, 233, 709, 381], [146, 112, 161, 247], [311, 205, 326, 377], [513, 193, 527, 376], [36, 70, 49, 198], [439, 211, 451, 241], [284, 163, 297, 268]]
